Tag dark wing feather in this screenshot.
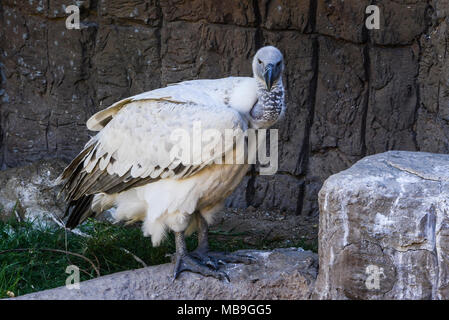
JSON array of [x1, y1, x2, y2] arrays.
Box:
[[65, 195, 94, 229]]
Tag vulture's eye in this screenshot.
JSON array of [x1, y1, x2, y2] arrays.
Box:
[[258, 59, 263, 64], [276, 61, 282, 67]]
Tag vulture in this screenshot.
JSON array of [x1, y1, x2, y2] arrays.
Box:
[[57, 46, 286, 280]]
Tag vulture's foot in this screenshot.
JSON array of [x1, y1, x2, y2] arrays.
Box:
[[190, 251, 220, 270], [173, 254, 230, 282]]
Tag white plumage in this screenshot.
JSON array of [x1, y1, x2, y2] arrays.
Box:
[[92, 80, 257, 244], [59, 46, 286, 280]]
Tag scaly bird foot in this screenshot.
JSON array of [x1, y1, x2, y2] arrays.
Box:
[[190, 251, 220, 270], [173, 254, 230, 282]]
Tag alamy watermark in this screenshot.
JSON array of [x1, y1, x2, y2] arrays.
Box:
[[65, 4, 381, 31], [366, 5, 381, 30], [168, 122, 279, 175], [65, 5, 80, 30], [365, 264, 385, 290], [65, 265, 80, 290]]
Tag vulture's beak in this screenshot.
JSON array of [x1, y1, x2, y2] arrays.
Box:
[[264, 63, 274, 91]]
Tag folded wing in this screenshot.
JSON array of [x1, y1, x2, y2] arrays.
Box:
[[59, 88, 249, 228]]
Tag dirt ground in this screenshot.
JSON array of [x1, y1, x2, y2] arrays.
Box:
[[89, 205, 320, 251], [210, 207, 319, 250]]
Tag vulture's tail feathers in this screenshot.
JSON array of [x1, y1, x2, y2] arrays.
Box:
[[65, 194, 95, 229]]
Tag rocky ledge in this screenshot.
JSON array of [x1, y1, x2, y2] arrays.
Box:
[[14, 248, 318, 300]]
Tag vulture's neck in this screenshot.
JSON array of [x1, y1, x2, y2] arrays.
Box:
[[249, 78, 285, 129]]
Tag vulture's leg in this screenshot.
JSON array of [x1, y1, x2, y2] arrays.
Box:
[[190, 213, 219, 270], [173, 231, 229, 281], [191, 214, 256, 266]]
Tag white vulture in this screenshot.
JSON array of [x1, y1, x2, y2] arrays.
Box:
[[58, 46, 286, 280]]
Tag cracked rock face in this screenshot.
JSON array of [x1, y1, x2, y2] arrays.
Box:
[[13, 248, 318, 300], [313, 151, 449, 300]]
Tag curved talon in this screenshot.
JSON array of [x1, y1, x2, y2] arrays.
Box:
[[190, 251, 219, 270], [217, 259, 226, 266]]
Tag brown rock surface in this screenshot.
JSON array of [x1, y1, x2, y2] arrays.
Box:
[[0, 1, 447, 231]]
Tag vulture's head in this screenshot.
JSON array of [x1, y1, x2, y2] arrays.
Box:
[[252, 46, 284, 91], [249, 46, 286, 129]]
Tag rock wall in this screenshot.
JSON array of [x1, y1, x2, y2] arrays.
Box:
[[0, 0, 447, 217]]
